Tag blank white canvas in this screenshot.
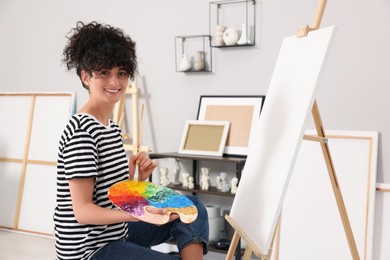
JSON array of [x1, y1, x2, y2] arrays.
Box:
[[0, 92, 75, 234], [28, 95, 74, 161], [0, 162, 22, 228], [374, 184, 390, 260], [230, 26, 336, 254], [0, 96, 30, 158], [18, 164, 57, 234], [273, 130, 378, 260]]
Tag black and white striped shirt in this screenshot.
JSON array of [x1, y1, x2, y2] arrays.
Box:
[[54, 114, 129, 260]]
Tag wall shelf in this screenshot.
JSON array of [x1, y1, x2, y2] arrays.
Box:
[[175, 35, 212, 72], [209, 0, 256, 48], [149, 152, 246, 192]]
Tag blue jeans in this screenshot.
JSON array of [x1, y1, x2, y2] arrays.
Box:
[[90, 195, 209, 260]]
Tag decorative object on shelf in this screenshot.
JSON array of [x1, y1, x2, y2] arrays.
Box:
[[209, 215, 224, 242], [216, 172, 230, 192], [206, 205, 224, 241], [193, 51, 205, 71], [197, 95, 265, 156], [175, 35, 212, 72], [237, 23, 252, 45], [214, 25, 225, 46], [179, 54, 192, 72], [173, 159, 182, 185], [200, 167, 211, 191], [206, 205, 221, 218], [108, 180, 198, 224], [230, 177, 238, 194], [159, 168, 170, 187], [178, 120, 230, 157], [209, 0, 256, 48], [182, 172, 190, 188], [223, 27, 239, 46], [216, 175, 222, 190], [188, 176, 195, 189]]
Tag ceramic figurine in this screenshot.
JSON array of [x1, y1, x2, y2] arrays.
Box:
[[159, 168, 169, 187], [230, 177, 238, 194], [188, 176, 195, 189], [173, 159, 182, 185], [200, 167, 210, 191], [216, 175, 222, 190], [214, 25, 225, 46], [218, 172, 230, 192], [223, 27, 239, 46], [182, 172, 190, 188]]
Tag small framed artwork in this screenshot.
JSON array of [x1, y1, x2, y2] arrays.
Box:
[[197, 95, 265, 156], [178, 120, 230, 157]]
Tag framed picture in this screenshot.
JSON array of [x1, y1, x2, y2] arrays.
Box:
[[178, 120, 230, 157], [197, 95, 265, 156]]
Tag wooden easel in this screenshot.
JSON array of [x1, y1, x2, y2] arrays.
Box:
[[113, 77, 149, 156], [225, 1, 360, 259]]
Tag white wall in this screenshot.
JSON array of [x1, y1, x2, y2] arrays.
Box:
[[1, 0, 389, 258]]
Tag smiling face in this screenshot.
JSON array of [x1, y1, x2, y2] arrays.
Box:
[[81, 66, 129, 106]]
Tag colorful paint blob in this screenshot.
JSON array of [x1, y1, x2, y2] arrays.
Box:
[[108, 180, 198, 224]]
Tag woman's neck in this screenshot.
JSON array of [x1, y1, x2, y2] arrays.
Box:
[[79, 100, 114, 126]]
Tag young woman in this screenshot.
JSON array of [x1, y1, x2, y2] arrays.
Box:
[[54, 21, 208, 260]]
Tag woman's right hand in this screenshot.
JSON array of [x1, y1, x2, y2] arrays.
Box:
[[145, 207, 180, 225]]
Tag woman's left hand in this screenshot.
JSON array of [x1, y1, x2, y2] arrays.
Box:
[[129, 151, 158, 181]]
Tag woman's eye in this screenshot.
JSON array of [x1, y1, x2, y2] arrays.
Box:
[[119, 71, 129, 78], [100, 70, 111, 76]]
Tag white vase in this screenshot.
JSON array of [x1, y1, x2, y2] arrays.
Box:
[[208, 217, 224, 241], [206, 205, 221, 218], [179, 54, 192, 71], [223, 27, 239, 46], [237, 23, 252, 45], [193, 51, 205, 71]]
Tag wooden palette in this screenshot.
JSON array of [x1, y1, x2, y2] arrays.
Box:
[[108, 180, 198, 225]]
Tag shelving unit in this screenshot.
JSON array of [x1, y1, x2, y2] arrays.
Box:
[[149, 152, 246, 259], [149, 152, 245, 193], [209, 0, 256, 48], [175, 35, 212, 72]]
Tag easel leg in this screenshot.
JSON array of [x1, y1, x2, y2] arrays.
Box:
[[312, 101, 360, 260], [225, 215, 268, 260], [226, 231, 240, 260], [243, 248, 252, 260]]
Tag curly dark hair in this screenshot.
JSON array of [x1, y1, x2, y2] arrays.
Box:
[[62, 21, 137, 90]]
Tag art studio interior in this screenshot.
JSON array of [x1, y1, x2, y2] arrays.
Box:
[[0, 0, 389, 259]]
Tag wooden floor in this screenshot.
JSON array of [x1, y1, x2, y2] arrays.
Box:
[[0, 229, 55, 260], [0, 229, 252, 260]]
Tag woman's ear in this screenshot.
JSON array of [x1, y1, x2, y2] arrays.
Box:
[[81, 70, 91, 87]]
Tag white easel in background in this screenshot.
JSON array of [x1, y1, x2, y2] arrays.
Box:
[[225, 0, 360, 259], [112, 77, 149, 157]]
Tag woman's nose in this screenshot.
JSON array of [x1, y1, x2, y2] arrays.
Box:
[[109, 75, 119, 86]]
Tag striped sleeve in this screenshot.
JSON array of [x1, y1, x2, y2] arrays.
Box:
[[63, 130, 98, 179]]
